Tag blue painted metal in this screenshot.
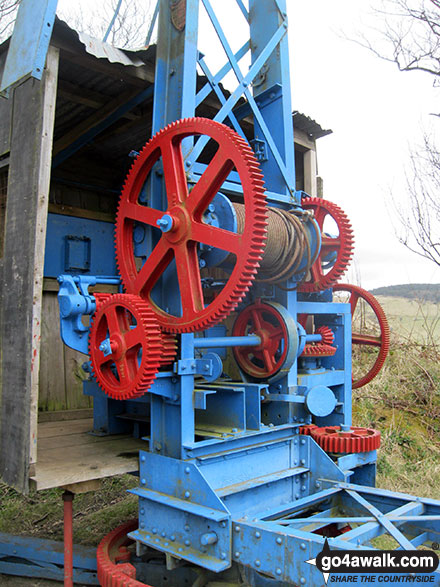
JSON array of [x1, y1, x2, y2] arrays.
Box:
[[0, 0, 58, 96], [0, 533, 98, 584]]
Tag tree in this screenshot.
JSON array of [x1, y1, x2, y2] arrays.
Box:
[[363, 0, 440, 267], [0, 0, 19, 41]]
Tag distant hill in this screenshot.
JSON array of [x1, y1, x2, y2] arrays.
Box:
[[370, 283, 440, 303]]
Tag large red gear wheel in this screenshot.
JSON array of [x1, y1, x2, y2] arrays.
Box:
[[97, 520, 150, 587], [115, 117, 268, 333], [311, 425, 381, 454], [232, 300, 296, 380], [333, 283, 390, 389], [298, 197, 354, 292], [89, 294, 170, 400]]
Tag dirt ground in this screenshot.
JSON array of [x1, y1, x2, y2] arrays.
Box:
[[0, 577, 64, 586]]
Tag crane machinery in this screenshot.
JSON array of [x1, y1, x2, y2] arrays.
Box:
[[6, 0, 440, 585]]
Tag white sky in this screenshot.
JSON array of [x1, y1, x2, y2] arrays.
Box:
[[56, 0, 440, 290]]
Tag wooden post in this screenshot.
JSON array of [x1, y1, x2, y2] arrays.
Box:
[[0, 45, 59, 492]]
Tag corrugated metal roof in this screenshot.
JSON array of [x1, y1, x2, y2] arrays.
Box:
[[293, 111, 332, 140]]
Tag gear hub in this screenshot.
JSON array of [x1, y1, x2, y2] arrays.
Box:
[[115, 117, 268, 333]]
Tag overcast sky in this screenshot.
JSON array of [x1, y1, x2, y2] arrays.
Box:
[[56, 0, 440, 290]]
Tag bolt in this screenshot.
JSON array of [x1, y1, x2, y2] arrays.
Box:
[[220, 521, 226, 528], [184, 491, 191, 499], [152, 528, 157, 534], [300, 578, 306, 585], [235, 525, 241, 532], [300, 543, 306, 550], [232, 428, 238, 433], [255, 531, 261, 539], [140, 522, 145, 529], [184, 524, 190, 532], [140, 508, 145, 515], [178, 547, 183, 552], [208, 203, 215, 212], [235, 551, 240, 558], [184, 539, 191, 546], [141, 478, 146, 485], [276, 537, 283, 545], [161, 532, 166, 537], [300, 459, 306, 465], [301, 485, 306, 491], [220, 552, 227, 560], [255, 560, 261, 567], [315, 481, 321, 489], [204, 364, 210, 371], [301, 439, 306, 445], [170, 535, 176, 541], [141, 455, 146, 462], [184, 466, 191, 474], [199, 258, 206, 268], [276, 568, 282, 576]]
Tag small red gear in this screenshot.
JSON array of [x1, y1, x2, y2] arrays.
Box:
[[97, 520, 149, 587], [301, 343, 337, 357], [311, 425, 381, 454], [89, 294, 165, 400], [298, 197, 354, 292], [333, 284, 390, 389], [115, 117, 268, 333], [316, 325, 335, 346], [299, 424, 318, 436]]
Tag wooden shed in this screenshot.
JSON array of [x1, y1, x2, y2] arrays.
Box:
[[0, 17, 331, 493]]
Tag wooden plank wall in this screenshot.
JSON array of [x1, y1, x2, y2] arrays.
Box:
[[39, 289, 90, 412], [0, 47, 59, 492]]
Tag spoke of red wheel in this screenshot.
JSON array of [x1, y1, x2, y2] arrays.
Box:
[[263, 349, 275, 371], [95, 351, 111, 368], [353, 333, 382, 347], [174, 242, 204, 316], [186, 147, 234, 218], [116, 356, 132, 385], [133, 239, 173, 295], [349, 292, 360, 314], [251, 309, 263, 331], [104, 306, 124, 337], [120, 201, 163, 227], [124, 326, 144, 350], [273, 326, 284, 339], [160, 136, 189, 206], [310, 259, 324, 282], [190, 222, 241, 256], [321, 235, 341, 254]]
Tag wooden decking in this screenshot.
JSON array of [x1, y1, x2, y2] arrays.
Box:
[[31, 418, 144, 490]]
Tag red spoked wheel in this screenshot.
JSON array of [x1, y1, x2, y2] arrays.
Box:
[[115, 117, 268, 333], [311, 425, 381, 454], [89, 294, 170, 400], [298, 197, 354, 292], [333, 284, 390, 389], [97, 520, 150, 587], [232, 300, 297, 381]]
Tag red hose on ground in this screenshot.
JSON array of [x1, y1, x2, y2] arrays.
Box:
[[63, 490, 74, 587]]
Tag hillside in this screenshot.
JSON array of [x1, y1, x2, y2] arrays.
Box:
[[370, 283, 440, 303]]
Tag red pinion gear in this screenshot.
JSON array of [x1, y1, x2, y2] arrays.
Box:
[[89, 294, 164, 400], [311, 425, 381, 454], [301, 343, 337, 357], [114, 117, 268, 333]]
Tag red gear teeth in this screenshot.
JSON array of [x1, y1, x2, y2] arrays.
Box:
[[115, 117, 267, 333], [311, 425, 381, 454], [333, 283, 390, 389], [97, 520, 149, 587], [316, 325, 335, 346], [94, 293, 113, 310], [160, 331, 177, 367], [301, 343, 337, 357], [298, 197, 354, 292], [89, 294, 164, 400], [299, 424, 318, 436]]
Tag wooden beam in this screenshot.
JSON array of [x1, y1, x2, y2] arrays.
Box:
[[53, 87, 144, 156], [0, 46, 59, 492], [57, 79, 140, 121]]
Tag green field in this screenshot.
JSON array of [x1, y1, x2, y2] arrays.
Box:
[[376, 295, 440, 346]]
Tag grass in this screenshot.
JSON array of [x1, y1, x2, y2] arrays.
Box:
[[0, 475, 138, 546], [0, 296, 438, 548]]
